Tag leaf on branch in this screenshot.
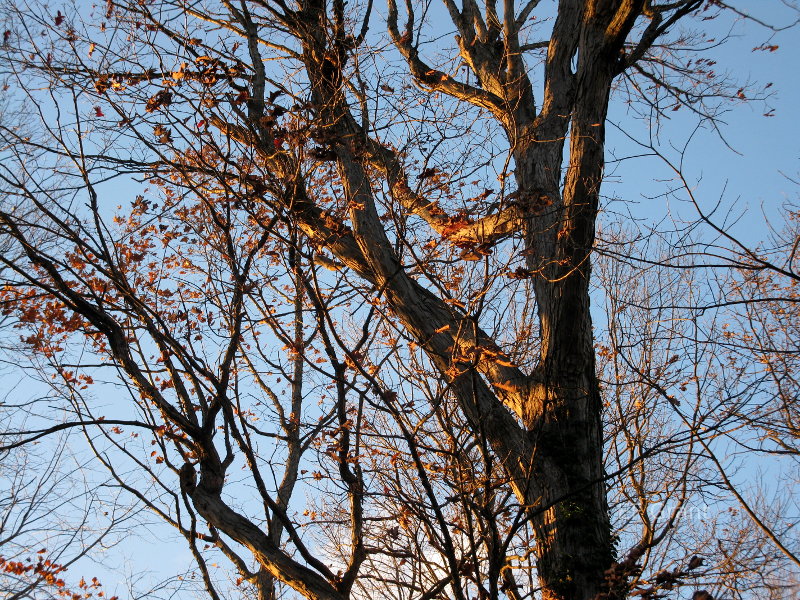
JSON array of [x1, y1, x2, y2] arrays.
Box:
[[172, 63, 187, 80], [687, 555, 704, 570], [459, 243, 492, 261], [153, 124, 173, 143], [441, 215, 473, 237], [461, 248, 483, 261], [418, 167, 438, 180], [507, 267, 532, 280], [145, 90, 173, 112]]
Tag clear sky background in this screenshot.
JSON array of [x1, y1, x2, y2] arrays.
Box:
[[604, 1, 800, 239]]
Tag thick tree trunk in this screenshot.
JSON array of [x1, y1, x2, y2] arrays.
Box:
[[512, 14, 625, 598], [516, 174, 614, 599], [285, 3, 645, 598]]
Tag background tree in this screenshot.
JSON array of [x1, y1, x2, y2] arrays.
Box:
[[0, 82, 132, 600], [0, 1, 797, 600]]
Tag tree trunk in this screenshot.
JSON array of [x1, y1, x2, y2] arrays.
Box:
[[511, 11, 630, 597]]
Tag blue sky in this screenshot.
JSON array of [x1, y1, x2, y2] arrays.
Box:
[[604, 1, 800, 240]]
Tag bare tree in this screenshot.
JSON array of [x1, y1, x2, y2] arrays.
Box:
[[0, 373, 126, 600]]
